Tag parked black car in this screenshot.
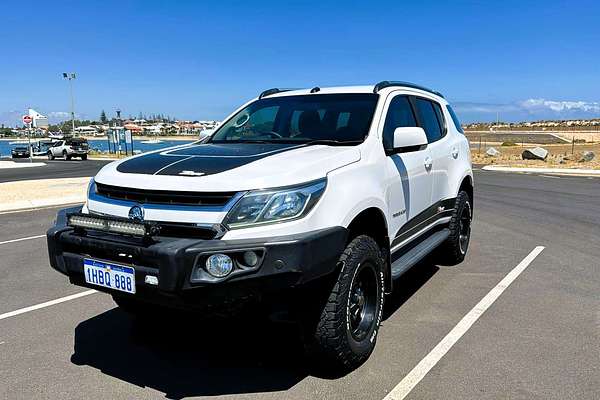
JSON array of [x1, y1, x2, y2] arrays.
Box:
[[11, 146, 30, 158]]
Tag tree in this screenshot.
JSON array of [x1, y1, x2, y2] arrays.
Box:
[[100, 110, 107, 123]]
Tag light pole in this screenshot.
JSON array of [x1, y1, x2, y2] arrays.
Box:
[[62, 72, 76, 135]]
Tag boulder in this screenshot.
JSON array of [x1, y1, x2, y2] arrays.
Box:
[[580, 151, 595, 162], [522, 147, 548, 161], [486, 147, 501, 157]]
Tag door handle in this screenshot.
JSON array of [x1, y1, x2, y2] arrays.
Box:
[[451, 147, 459, 159], [424, 156, 433, 170]]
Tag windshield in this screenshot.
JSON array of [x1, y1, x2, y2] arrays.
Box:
[[210, 94, 378, 144]]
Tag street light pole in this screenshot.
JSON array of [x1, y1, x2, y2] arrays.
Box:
[[62, 73, 76, 135]]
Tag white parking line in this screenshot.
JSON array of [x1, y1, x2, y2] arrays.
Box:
[[0, 290, 97, 321], [383, 246, 545, 400], [0, 234, 46, 246], [0, 203, 81, 215]]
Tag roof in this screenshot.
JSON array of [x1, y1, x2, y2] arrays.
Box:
[[260, 82, 445, 101]]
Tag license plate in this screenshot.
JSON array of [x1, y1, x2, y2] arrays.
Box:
[[83, 259, 136, 294]]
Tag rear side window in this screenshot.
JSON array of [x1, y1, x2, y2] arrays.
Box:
[[382, 95, 417, 150], [415, 98, 442, 143], [446, 105, 464, 134]]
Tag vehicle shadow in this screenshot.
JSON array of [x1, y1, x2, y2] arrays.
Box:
[[383, 259, 439, 320], [70, 261, 439, 398], [71, 309, 308, 399]]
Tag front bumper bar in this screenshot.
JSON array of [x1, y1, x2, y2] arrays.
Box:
[[47, 207, 348, 309]]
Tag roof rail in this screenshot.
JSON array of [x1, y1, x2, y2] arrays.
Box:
[[373, 81, 444, 98], [258, 88, 298, 99]]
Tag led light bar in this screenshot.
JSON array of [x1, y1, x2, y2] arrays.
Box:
[[68, 213, 151, 237]]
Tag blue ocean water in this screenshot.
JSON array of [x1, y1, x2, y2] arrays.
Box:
[[0, 139, 195, 158]]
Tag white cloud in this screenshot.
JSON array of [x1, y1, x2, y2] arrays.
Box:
[[452, 98, 600, 122], [519, 98, 600, 113], [48, 111, 70, 118], [453, 102, 519, 114]]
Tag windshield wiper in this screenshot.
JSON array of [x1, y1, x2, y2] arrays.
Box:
[[301, 139, 363, 146], [210, 139, 275, 144]]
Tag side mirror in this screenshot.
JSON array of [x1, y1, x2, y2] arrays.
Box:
[[392, 127, 428, 152], [199, 129, 214, 140]]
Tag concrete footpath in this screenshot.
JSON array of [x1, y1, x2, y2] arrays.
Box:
[[482, 165, 600, 176], [0, 160, 46, 169], [0, 177, 89, 212]]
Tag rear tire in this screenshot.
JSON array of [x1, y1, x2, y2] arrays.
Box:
[[81, 154, 87, 160], [435, 190, 472, 265], [303, 235, 385, 373]]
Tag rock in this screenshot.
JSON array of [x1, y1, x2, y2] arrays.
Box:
[[580, 151, 595, 162], [522, 147, 548, 161], [486, 147, 501, 157]]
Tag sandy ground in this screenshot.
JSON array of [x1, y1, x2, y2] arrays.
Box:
[[0, 177, 89, 212], [552, 131, 600, 142], [472, 142, 600, 169]]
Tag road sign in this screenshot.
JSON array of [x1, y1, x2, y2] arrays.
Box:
[[22, 115, 32, 125]]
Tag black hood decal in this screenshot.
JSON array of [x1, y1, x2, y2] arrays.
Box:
[[116, 143, 303, 176]]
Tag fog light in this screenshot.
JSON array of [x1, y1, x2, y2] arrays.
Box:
[[205, 254, 234, 278], [243, 251, 259, 267]]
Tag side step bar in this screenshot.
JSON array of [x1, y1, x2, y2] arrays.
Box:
[[390, 228, 450, 280]]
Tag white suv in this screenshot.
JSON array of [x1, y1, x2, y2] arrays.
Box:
[[47, 81, 473, 371]]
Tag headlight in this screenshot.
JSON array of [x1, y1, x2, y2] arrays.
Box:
[[224, 179, 326, 229], [85, 178, 96, 209]]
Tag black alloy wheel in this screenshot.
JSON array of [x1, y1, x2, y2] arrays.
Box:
[[348, 262, 378, 341]]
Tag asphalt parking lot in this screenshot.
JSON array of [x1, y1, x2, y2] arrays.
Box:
[[0, 170, 598, 399]]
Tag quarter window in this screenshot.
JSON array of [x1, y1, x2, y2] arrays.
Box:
[[446, 105, 464, 134], [415, 98, 442, 143], [382, 95, 417, 150]]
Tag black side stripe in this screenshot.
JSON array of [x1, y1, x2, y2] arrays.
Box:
[[391, 198, 456, 248]]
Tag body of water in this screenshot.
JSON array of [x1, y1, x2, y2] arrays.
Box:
[[0, 139, 195, 158]]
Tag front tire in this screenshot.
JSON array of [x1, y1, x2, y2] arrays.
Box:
[[81, 154, 87, 160], [304, 235, 385, 372], [47, 151, 54, 160], [436, 190, 472, 265]]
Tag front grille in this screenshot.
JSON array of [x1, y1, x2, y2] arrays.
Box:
[[157, 222, 221, 239], [95, 183, 237, 207]]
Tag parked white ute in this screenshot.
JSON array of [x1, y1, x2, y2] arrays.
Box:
[[48, 81, 473, 371], [47, 137, 89, 160]]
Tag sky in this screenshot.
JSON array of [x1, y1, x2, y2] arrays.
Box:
[[1, 0, 599, 125]]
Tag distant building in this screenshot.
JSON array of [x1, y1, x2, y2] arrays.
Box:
[[73, 126, 99, 135], [123, 123, 143, 133], [28, 108, 48, 128]]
